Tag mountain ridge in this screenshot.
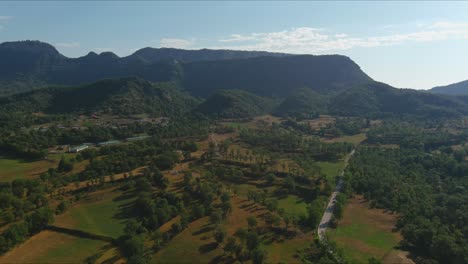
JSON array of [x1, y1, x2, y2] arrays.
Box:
[[0, 40, 372, 97]]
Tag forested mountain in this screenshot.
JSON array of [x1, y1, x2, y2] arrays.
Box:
[[329, 81, 468, 118], [182, 55, 372, 97], [0, 41, 371, 97], [0, 77, 199, 116], [195, 89, 277, 118], [430, 79, 468, 95]]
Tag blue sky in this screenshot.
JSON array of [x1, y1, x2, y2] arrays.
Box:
[[1, 1, 468, 89]]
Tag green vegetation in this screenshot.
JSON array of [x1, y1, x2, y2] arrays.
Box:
[[0, 78, 199, 116], [55, 190, 131, 238], [277, 195, 307, 217], [316, 160, 345, 181], [347, 132, 468, 263], [196, 89, 277, 118], [328, 197, 402, 263]]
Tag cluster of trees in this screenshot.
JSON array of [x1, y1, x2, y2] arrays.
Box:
[[0, 178, 66, 254], [347, 146, 468, 264], [0, 115, 210, 161], [366, 120, 462, 150], [240, 126, 352, 161], [0, 179, 48, 223], [321, 117, 368, 137], [219, 221, 268, 264]]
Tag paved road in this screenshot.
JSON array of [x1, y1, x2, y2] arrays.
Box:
[[318, 149, 355, 242]]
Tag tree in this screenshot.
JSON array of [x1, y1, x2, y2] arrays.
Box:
[[221, 200, 232, 217], [55, 200, 69, 214], [57, 156, 73, 172], [265, 173, 275, 185], [247, 216, 257, 231], [251, 248, 267, 264], [210, 210, 222, 225], [119, 235, 146, 261], [214, 226, 226, 245], [171, 222, 182, 234], [26, 207, 54, 234], [234, 228, 248, 243], [265, 199, 278, 212], [124, 220, 146, 236], [154, 152, 179, 170], [246, 232, 260, 251], [224, 236, 238, 256], [307, 199, 324, 228], [264, 212, 281, 228]]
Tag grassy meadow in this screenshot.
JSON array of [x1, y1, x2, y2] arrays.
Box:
[[328, 196, 413, 264]]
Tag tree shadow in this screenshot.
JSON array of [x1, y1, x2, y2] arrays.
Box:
[[199, 242, 218, 254], [192, 225, 214, 236]]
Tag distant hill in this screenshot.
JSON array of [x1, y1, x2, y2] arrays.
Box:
[[330, 81, 468, 118], [430, 79, 468, 95], [0, 40, 372, 97], [273, 88, 327, 118], [195, 89, 277, 118], [0, 77, 199, 116]]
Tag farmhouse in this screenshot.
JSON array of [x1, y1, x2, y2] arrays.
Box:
[[69, 145, 89, 153], [97, 140, 121, 146]]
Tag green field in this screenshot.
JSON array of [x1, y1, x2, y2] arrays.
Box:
[[328, 197, 403, 263], [54, 188, 133, 238], [278, 195, 307, 217], [0, 154, 75, 182], [316, 160, 345, 181], [263, 236, 309, 263]]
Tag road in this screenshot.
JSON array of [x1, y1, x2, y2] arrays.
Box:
[[318, 149, 355, 242]]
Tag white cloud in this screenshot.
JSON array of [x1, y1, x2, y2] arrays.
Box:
[[0, 16, 12, 21], [209, 22, 468, 54], [429, 21, 468, 29], [159, 38, 195, 49], [55, 42, 80, 48]]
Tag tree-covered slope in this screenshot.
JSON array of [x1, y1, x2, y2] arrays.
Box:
[[273, 88, 327, 118], [0, 77, 199, 116], [430, 79, 468, 95], [330, 81, 468, 118], [182, 55, 372, 97], [195, 89, 277, 118]]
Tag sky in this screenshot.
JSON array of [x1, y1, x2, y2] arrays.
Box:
[[1, 1, 468, 89]]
